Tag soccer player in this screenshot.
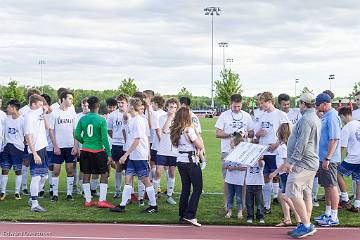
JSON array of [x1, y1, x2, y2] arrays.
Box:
[[50, 87, 76, 113], [49, 90, 78, 202], [20, 89, 41, 195], [110, 98, 158, 213], [337, 107, 360, 212], [277, 93, 302, 125], [75, 96, 114, 208], [107, 94, 129, 198], [24, 94, 49, 212], [153, 98, 180, 205], [179, 96, 202, 134], [255, 91, 289, 214], [0, 100, 24, 200]]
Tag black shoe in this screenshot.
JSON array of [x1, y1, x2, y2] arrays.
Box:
[[265, 208, 272, 214], [38, 191, 45, 198], [273, 198, 279, 205], [91, 190, 97, 196], [145, 205, 158, 213], [49, 191, 53, 197], [51, 195, 59, 202], [22, 189, 30, 195], [66, 195, 74, 201], [110, 205, 125, 213]]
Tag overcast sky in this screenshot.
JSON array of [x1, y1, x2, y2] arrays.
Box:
[[1, 0, 360, 97]]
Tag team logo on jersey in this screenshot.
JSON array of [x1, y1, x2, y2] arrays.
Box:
[[231, 121, 245, 131], [57, 117, 74, 124], [261, 121, 273, 129], [249, 166, 260, 174], [8, 127, 18, 134], [115, 120, 123, 126]]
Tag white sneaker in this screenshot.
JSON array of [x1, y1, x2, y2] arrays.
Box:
[[246, 219, 253, 224], [184, 218, 202, 227], [166, 196, 177, 205], [31, 205, 47, 212]]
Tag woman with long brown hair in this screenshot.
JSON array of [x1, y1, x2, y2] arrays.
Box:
[[170, 107, 205, 227]]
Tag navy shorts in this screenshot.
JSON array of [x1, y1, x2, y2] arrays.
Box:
[[29, 148, 48, 177], [279, 173, 289, 194], [156, 155, 177, 167], [53, 148, 76, 164], [126, 160, 150, 178], [112, 145, 125, 162], [150, 149, 157, 162], [338, 161, 360, 182], [23, 146, 29, 161], [1, 144, 24, 172], [263, 155, 277, 176], [47, 151, 54, 166]]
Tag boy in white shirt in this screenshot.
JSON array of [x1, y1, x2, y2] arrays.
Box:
[[49, 90, 78, 202], [107, 94, 129, 198], [0, 100, 25, 201], [110, 98, 158, 214], [152, 98, 180, 205], [24, 94, 49, 212], [278, 94, 302, 126]]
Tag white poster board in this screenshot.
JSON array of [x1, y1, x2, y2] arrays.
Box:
[[224, 142, 268, 167]]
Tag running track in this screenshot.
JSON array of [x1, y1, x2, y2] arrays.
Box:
[[0, 222, 359, 240]]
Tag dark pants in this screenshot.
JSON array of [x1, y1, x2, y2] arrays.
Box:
[[246, 185, 264, 220], [177, 162, 203, 219]]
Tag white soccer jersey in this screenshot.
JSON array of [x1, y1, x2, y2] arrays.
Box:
[[107, 109, 126, 146], [4, 115, 25, 151], [49, 108, 77, 148], [19, 105, 31, 117], [151, 109, 167, 151], [191, 111, 202, 134], [157, 114, 177, 157], [128, 115, 149, 160], [340, 120, 360, 164], [353, 109, 360, 121], [24, 108, 48, 153]]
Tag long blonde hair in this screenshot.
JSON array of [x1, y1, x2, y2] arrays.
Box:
[[276, 123, 291, 144], [170, 107, 192, 147]]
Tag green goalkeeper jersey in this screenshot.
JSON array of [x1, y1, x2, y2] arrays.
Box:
[[75, 112, 111, 157]]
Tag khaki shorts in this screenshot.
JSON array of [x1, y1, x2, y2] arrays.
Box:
[[286, 166, 316, 199], [221, 152, 228, 179]]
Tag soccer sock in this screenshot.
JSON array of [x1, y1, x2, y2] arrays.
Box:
[[120, 185, 132, 206], [115, 171, 122, 193], [352, 180, 357, 199], [99, 183, 108, 201], [67, 177, 74, 196], [1, 175, 8, 194], [167, 177, 175, 197], [91, 178, 98, 191], [146, 186, 157, 206], [152, 179, 160, 193], [48, 171, 53, 191], [39, 175, 48, 192], [330, 209, 338, 221], [83, 183, 92, 202], [52, 177, 59, 196], [312, 177, 319, 200], [30, 176, 41, 207], [138, 181, 145, 200], [150, 167, 156, 181], [272, 182, 279, 199], [263, 182, 272, 209], [15, 175, 22, 194], [341, 192, 349, 202], [325, 205, 331, 216], [22, 165, 28, 190], [354, 200, 360, 208]]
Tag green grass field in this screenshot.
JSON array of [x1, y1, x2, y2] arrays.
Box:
[[0, 118, 359, 226]]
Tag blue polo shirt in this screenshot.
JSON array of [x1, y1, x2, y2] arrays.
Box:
[[319, 108, 341, 163]]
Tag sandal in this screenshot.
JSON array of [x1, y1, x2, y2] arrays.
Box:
[[276, 219, 292, 227]]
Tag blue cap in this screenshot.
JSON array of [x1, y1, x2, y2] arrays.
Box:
[[315, 93, 331, 106]]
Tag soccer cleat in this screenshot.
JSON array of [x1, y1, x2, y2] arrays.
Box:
[[318, 218, 339, 227], [109, 205, 125, 212], [0, 193, 6, 201], [347, 205, 360, 213], [264, 208, 272, 214], [38, 191, 45, 198], [51, 195, 59, 202], [31, 205, 47, 212], [97, 200, 115, 208], [66, 195, 74, 201], [166, 196, 176, 205], [22, 189, 30, 195], [14, 193, 22, 200], [145, 205, 158, 213], [314, 214, 330, 223], [84, 201, 97, 207], [113, 192, 121, 199], [289, 224, 317, 238], [183, 218, 201, 227], [312, 199, 319, 207], [246, 219, 253, 224], [258, 219, 265, 224], [138, 199, 145, 206], [131, 193, 138, 203], [339, 200, 351, 209]]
